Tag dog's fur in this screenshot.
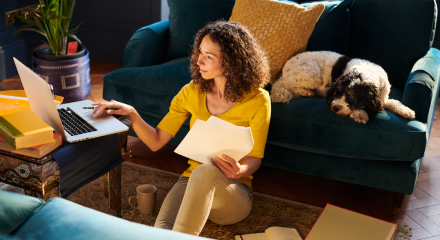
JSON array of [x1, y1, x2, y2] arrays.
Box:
[[270, 51, 415, 123]]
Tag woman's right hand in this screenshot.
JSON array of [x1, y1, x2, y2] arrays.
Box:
[[91, 100, 135, 118]]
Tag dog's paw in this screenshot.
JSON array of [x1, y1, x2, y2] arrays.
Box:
[[402, 110, 416, 119], [270, 87, 293, 103], [384, 100, 416, 119], [293, 88, 315, 98], [305, 91, 315, 98], [350, 110, 369, 124]]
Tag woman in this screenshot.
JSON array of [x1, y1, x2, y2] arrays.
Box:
[[92, 21, 271, 235]]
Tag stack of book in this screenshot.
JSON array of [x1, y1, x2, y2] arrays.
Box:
[[0, 110, 62, 158]]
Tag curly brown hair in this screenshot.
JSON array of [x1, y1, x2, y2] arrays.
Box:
[[190, 21, 270, 103]]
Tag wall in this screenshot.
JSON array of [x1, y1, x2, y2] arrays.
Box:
[[0, 0, 43, 82], [71, 0, 161, 65], [161, 0, 169, 21]]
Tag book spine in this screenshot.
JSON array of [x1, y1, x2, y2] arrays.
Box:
[[0, 117, 20, 149]]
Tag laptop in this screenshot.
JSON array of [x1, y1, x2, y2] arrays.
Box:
[[13, 57, 129, 143]]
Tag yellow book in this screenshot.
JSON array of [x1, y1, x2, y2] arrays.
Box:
[[0, 110, 54, 149], [235, 227, 302, 240], [305, 204, 397, 240], [0, 90, 63, 116]]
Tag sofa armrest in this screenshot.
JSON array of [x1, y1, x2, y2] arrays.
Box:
[[123, 20, 169, 68], [402, 48, 440, 132], [0, 191, 44, 235], [13, 197, 209, 240]]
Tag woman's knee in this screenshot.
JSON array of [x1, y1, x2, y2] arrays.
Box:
[[191, 164, 223, 180], [208, 204, 252, 225]]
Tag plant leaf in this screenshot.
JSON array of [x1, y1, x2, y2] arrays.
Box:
[[32, 16, 46, 33], [15, 15, 38, 26], [14, 28, 48, 38], [67, 34, 81, 44]]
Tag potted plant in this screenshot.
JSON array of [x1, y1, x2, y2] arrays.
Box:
[[14, 0, 90, 103]]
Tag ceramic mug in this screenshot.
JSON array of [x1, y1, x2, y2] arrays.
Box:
[[128, 184, 157, 214]]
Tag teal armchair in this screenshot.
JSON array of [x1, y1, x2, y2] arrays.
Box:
[[103, 0, 440, 214]]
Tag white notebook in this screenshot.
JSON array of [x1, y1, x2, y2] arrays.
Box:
[[174, 116, 254, 164]]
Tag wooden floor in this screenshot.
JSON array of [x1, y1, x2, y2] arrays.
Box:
[[2, 61, 440, 239]]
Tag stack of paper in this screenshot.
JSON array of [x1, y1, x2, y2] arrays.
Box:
[[174, 116, 254, 164]]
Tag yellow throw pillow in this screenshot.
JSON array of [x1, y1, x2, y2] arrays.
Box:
[[229, 0, 325, 82]]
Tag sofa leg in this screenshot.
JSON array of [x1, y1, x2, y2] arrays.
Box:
[[392, 192, 405, 215]]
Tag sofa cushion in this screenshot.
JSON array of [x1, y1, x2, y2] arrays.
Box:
[[302, 0, 354, 55], [104, 57, 192, 117], [348, 0, 436, 91], [0, 190, 44, 235], [230, 0, 325, 82], [166, 0, 236, 61], [268, 87, 427, 161], [263, 144, 421, 195], [0, 233, 23, 240], [13, 197, 208, 240]]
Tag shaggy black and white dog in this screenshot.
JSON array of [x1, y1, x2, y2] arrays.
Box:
[[270, 51, 415, 124]]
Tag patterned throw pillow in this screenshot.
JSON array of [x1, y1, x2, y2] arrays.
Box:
[[229, 0, 325, 82]]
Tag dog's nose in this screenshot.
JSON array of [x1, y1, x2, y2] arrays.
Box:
[[333, 105, 342, 112]]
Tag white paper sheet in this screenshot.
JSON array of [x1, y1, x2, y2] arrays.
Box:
[[174, 116, 254, 164]]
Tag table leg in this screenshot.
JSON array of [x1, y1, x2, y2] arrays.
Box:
[[43, 185, 60, 201], [104, 172, 109, 199], [108, 165, 122, 217]]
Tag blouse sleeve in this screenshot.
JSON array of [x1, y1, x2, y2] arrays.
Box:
[[247, 93, 271, 159], [156, 84, 191, 137]]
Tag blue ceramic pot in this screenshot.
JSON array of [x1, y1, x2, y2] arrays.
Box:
[[32, 48, 90, 103]]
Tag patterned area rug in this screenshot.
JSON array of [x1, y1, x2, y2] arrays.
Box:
[[1, 162, 411, 240], [70, 162, 322, 239]]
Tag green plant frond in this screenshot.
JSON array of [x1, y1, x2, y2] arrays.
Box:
[[14, 28, 48, 38], [33, 43, 51, 52], [53, 15, 68, 20], [13, 24, 34, 35], [32, 17, 46, 33], [68, 1, 76, 25], [68, 22, 82, 32], [67, 34, 82, 44], [47, 0, 58, 10], [16, 0, 81, 56], [30, 11, 42, 19], [15, 15, 38, 26]]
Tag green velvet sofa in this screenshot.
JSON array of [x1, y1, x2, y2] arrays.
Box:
[[103, 0, 440, 213], [0, 190, 207, 240]]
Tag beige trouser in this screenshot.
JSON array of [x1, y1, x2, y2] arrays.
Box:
[[154, 164, 253, 235]]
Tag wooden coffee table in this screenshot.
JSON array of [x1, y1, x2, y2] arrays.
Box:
[[0, 115, 132, 217]]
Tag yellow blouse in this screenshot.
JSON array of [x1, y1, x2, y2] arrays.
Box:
[[157, 81, 271, 188]]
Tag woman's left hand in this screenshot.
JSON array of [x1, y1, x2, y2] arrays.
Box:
[[213, 154, 243, 179]]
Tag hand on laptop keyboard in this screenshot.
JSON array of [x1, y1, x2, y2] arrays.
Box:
[[91, 100, 135, 118]]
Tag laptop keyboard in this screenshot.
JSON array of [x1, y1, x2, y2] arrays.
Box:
[[58, 107, 97, 136]]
